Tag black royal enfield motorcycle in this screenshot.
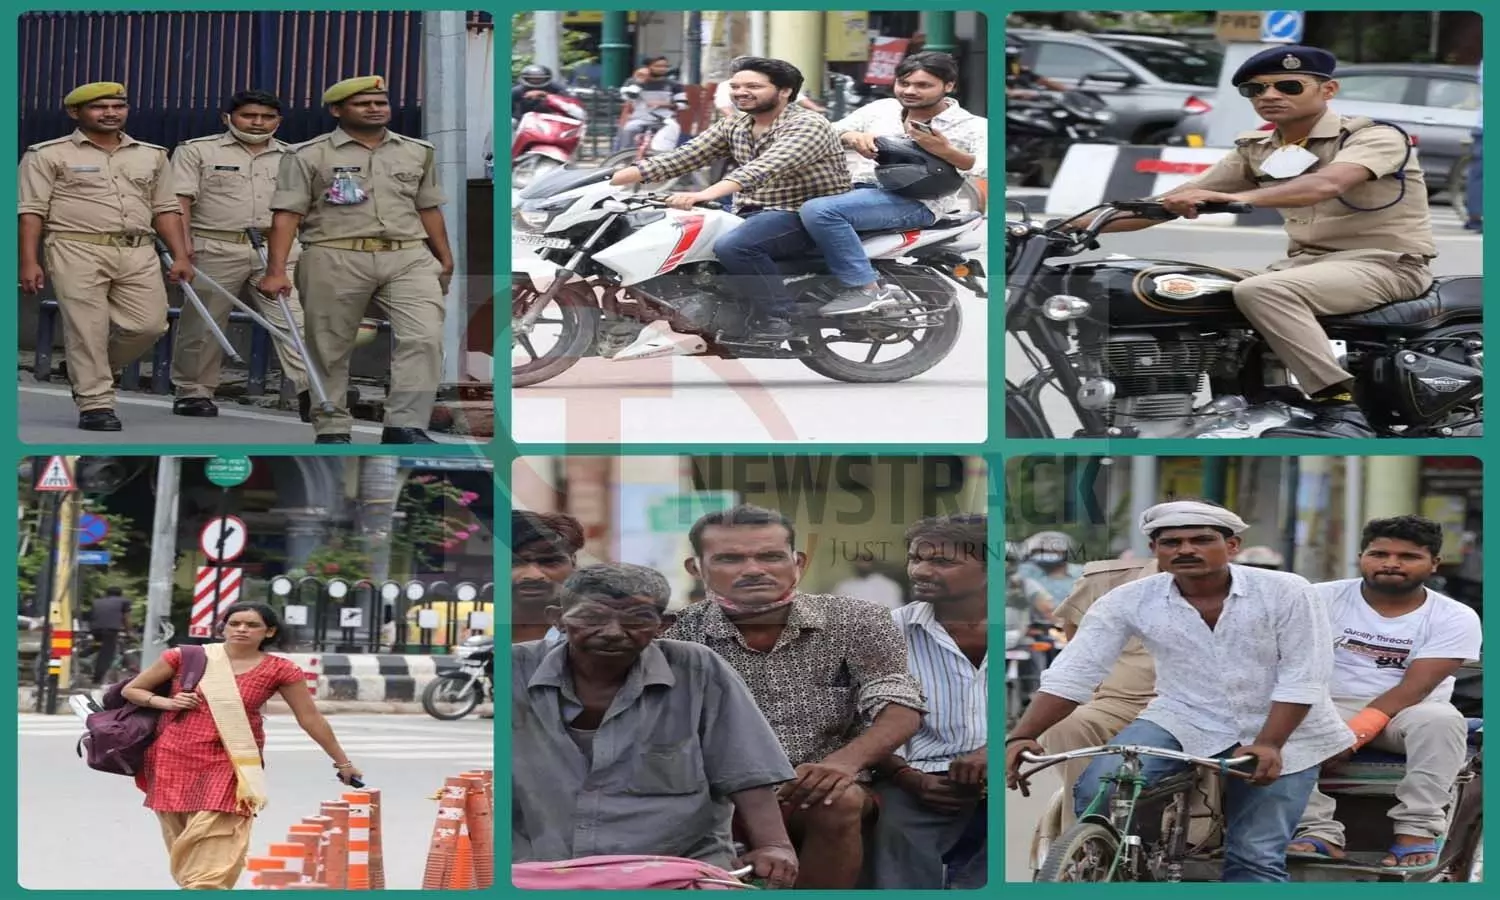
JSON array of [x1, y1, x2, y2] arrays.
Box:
[[1005, 199, 1484, 439]]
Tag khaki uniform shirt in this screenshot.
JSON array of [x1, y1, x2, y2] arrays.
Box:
[[1186, 109, 1435, 259], [270, 128, 446, 243], [1054, 558, 1158, 709], [18, 130, 177, 234], [171, 133, 291, 232]]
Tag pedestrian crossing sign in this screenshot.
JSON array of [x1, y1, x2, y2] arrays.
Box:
[[35, 456, 75, 492]]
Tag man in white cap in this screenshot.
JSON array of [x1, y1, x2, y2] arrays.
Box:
[[1003, 499, 1354, 882]]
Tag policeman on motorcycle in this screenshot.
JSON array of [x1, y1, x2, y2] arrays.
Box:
[[1080, 45, 1437, 439]]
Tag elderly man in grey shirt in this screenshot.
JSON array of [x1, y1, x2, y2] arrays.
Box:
[[512, 563, 800, 887], [1004, 500, 1354, 882]]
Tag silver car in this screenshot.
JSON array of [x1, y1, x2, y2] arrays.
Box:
[[1170, 62, 1479, 197], [1010, 28, 1223, 144]]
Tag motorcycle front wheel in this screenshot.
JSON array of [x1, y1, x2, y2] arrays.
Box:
[[798, 267, 965, 383], [422, 676, 482, 721], [512, 274, 598, 387]]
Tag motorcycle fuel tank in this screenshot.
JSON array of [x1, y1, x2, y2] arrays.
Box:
[[1055, 258, 1253, 328]]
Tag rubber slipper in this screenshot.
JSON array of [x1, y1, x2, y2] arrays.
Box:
[[1382, 839, 1444, 872], [1287, 837, 1342, 860]]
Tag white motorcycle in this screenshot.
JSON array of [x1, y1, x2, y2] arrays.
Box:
[[512, 166, 988, 387]]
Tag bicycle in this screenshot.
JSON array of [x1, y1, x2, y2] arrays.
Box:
[[1018, 745, 1255, 882]]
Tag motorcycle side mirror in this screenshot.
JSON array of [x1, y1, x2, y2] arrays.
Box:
[[1083, 70, 1140, 87]]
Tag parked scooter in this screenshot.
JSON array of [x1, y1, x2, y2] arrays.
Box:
[[512, 93, 589, 190]]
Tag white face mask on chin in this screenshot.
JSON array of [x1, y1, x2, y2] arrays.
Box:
[[227, 121, 277, 144]]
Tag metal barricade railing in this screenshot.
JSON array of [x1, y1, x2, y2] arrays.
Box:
[[259, 576, 496, 654]]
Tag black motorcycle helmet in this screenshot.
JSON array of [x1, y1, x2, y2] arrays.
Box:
[[519, 64, 552, 88], [873, 134, 964, 200]]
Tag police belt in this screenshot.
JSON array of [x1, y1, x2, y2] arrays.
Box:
[[192, 228, 253, 244], [307, 237, 426, 252], [47, 230, 152, 248]]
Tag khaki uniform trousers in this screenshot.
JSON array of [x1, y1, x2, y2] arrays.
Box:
[[294, 244, 445, 436], [1035, 699, 1223, 854], [171, 235, 309, 399], [1296, 699, 1469, 846], [1229, 249, 1432, 396], [156, 809, 254, 890], [45, 236, 170, 412]]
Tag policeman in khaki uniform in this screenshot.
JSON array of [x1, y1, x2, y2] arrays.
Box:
[[259, 75, 455, 445], [1094, 45, 1435, 440], [17, 81, 195, 432], [169, 89, 310, 418]]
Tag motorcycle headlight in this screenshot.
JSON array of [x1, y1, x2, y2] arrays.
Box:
[[1042, 294, 1092, 321], [516, 196, 573, 233], [1093, 110, 1116, 122]]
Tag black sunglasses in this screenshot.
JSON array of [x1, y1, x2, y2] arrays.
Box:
[[1238, 79, 1317, 98]]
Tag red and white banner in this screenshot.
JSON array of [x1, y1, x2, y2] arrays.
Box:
[[864, 37, 911, 86], [189, 566, 243, 637]]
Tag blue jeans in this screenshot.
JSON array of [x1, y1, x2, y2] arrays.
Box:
[[799, 184, 937, 287], [1466, 126, 1483, 223], [1073, 718, 1319, 883], [712, 209, 814, 318]]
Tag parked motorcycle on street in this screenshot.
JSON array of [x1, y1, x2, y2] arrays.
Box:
[[1005, 199, 1484, 439], [512, 166, 987, 387], [1006, 90, 1120, 188], [421, 634, 493, 721]]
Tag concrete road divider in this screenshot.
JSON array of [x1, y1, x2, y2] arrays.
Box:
[[1043, 143, 1283, 228]]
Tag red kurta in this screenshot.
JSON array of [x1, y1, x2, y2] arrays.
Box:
[[136, 648, 307, 815]]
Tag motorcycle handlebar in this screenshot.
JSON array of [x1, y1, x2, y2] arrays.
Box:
[[1110, 198, 1255, 218]]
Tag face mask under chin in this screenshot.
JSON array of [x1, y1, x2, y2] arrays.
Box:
[[227, 122, 277, 144]]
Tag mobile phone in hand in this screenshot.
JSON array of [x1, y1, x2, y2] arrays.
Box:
[[909, 121, 934, 134]]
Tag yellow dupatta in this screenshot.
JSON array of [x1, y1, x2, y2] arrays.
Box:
[[200, 643, 270, 815]]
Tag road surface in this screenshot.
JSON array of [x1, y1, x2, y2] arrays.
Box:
[[511, 236, 990, 445], [17, 384, 478, 446], [1004, 188, 1484, 436], [1005, 765, 1061, 881], [17, 712, 493, 889]]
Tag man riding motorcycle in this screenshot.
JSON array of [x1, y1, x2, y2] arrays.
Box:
[[615, 55, 689, 153], [1077, 44, 1436, 439], [1005, 44, 1067, 100], [609, 56, 851, 343], [512, 63, 575, 123]]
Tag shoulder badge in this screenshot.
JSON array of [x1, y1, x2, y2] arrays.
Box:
[[25, 136, 72, 153]]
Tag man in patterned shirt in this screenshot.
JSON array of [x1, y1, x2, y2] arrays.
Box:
[[611, 57, 851, 343], [665, 504, 925, 889], [802, 51, 988, 316]]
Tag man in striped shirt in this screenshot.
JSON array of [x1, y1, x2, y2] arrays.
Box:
[[871, 514, 989, 889]]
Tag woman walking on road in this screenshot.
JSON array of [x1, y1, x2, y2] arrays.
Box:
[[121, 601, 364, 889]]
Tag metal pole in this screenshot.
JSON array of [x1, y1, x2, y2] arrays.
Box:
[[923, 11, 958, 54], [683, 12, 703, 85], [1343, 457, 1364, 578], [47, 467, 83, 714], [211, 488, 232, 635], [601, 12, 631, 88], [533, 11, 562, 75], [1280, 457, 1300, 572], [1128, 456, 1158, 558], [32, 487, 60, 712], [142, 457, 182, 669], [424, 10, 470, 385], [750, 12, 767, 57]]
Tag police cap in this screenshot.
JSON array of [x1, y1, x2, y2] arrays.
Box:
[[1230, 45, 1337, 86], [64, 82, 127, 108], [322, 76, 387, 105]]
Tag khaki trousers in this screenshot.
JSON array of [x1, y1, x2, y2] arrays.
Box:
[[1229, 249, 1432, 395], [45, 237, 169, 412], [171, 235, 308, 398], [295, 245, 445, 436], [156, 810, 254, 890], [1296, 699, 1468, 845]]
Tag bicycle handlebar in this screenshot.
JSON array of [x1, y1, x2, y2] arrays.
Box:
[[1016, 745, 1257, 782]]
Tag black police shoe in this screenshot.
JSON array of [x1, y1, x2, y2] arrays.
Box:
[[298, 391, 312, 423], [314, 434, 352, 445], [172, 397, 219, 417], [381, 427, 438, 444], [1261, 402, 1376, 439], [78, 410, 123, 432]]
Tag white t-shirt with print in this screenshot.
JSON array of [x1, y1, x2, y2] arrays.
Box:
[[1315, 578, 1482, 705]]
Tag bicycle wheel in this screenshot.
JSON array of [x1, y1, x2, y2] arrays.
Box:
[[1036, 822, 1122, 882]]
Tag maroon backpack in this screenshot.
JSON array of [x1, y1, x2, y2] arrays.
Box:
[[76, 644, 207, 776]]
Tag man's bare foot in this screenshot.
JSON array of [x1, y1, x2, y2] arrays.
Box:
[[1381, 835, 1440, 868], [1288, 839, 1345, 858]]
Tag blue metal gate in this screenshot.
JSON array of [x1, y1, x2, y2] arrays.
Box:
[[18, 11, 491, 155]]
